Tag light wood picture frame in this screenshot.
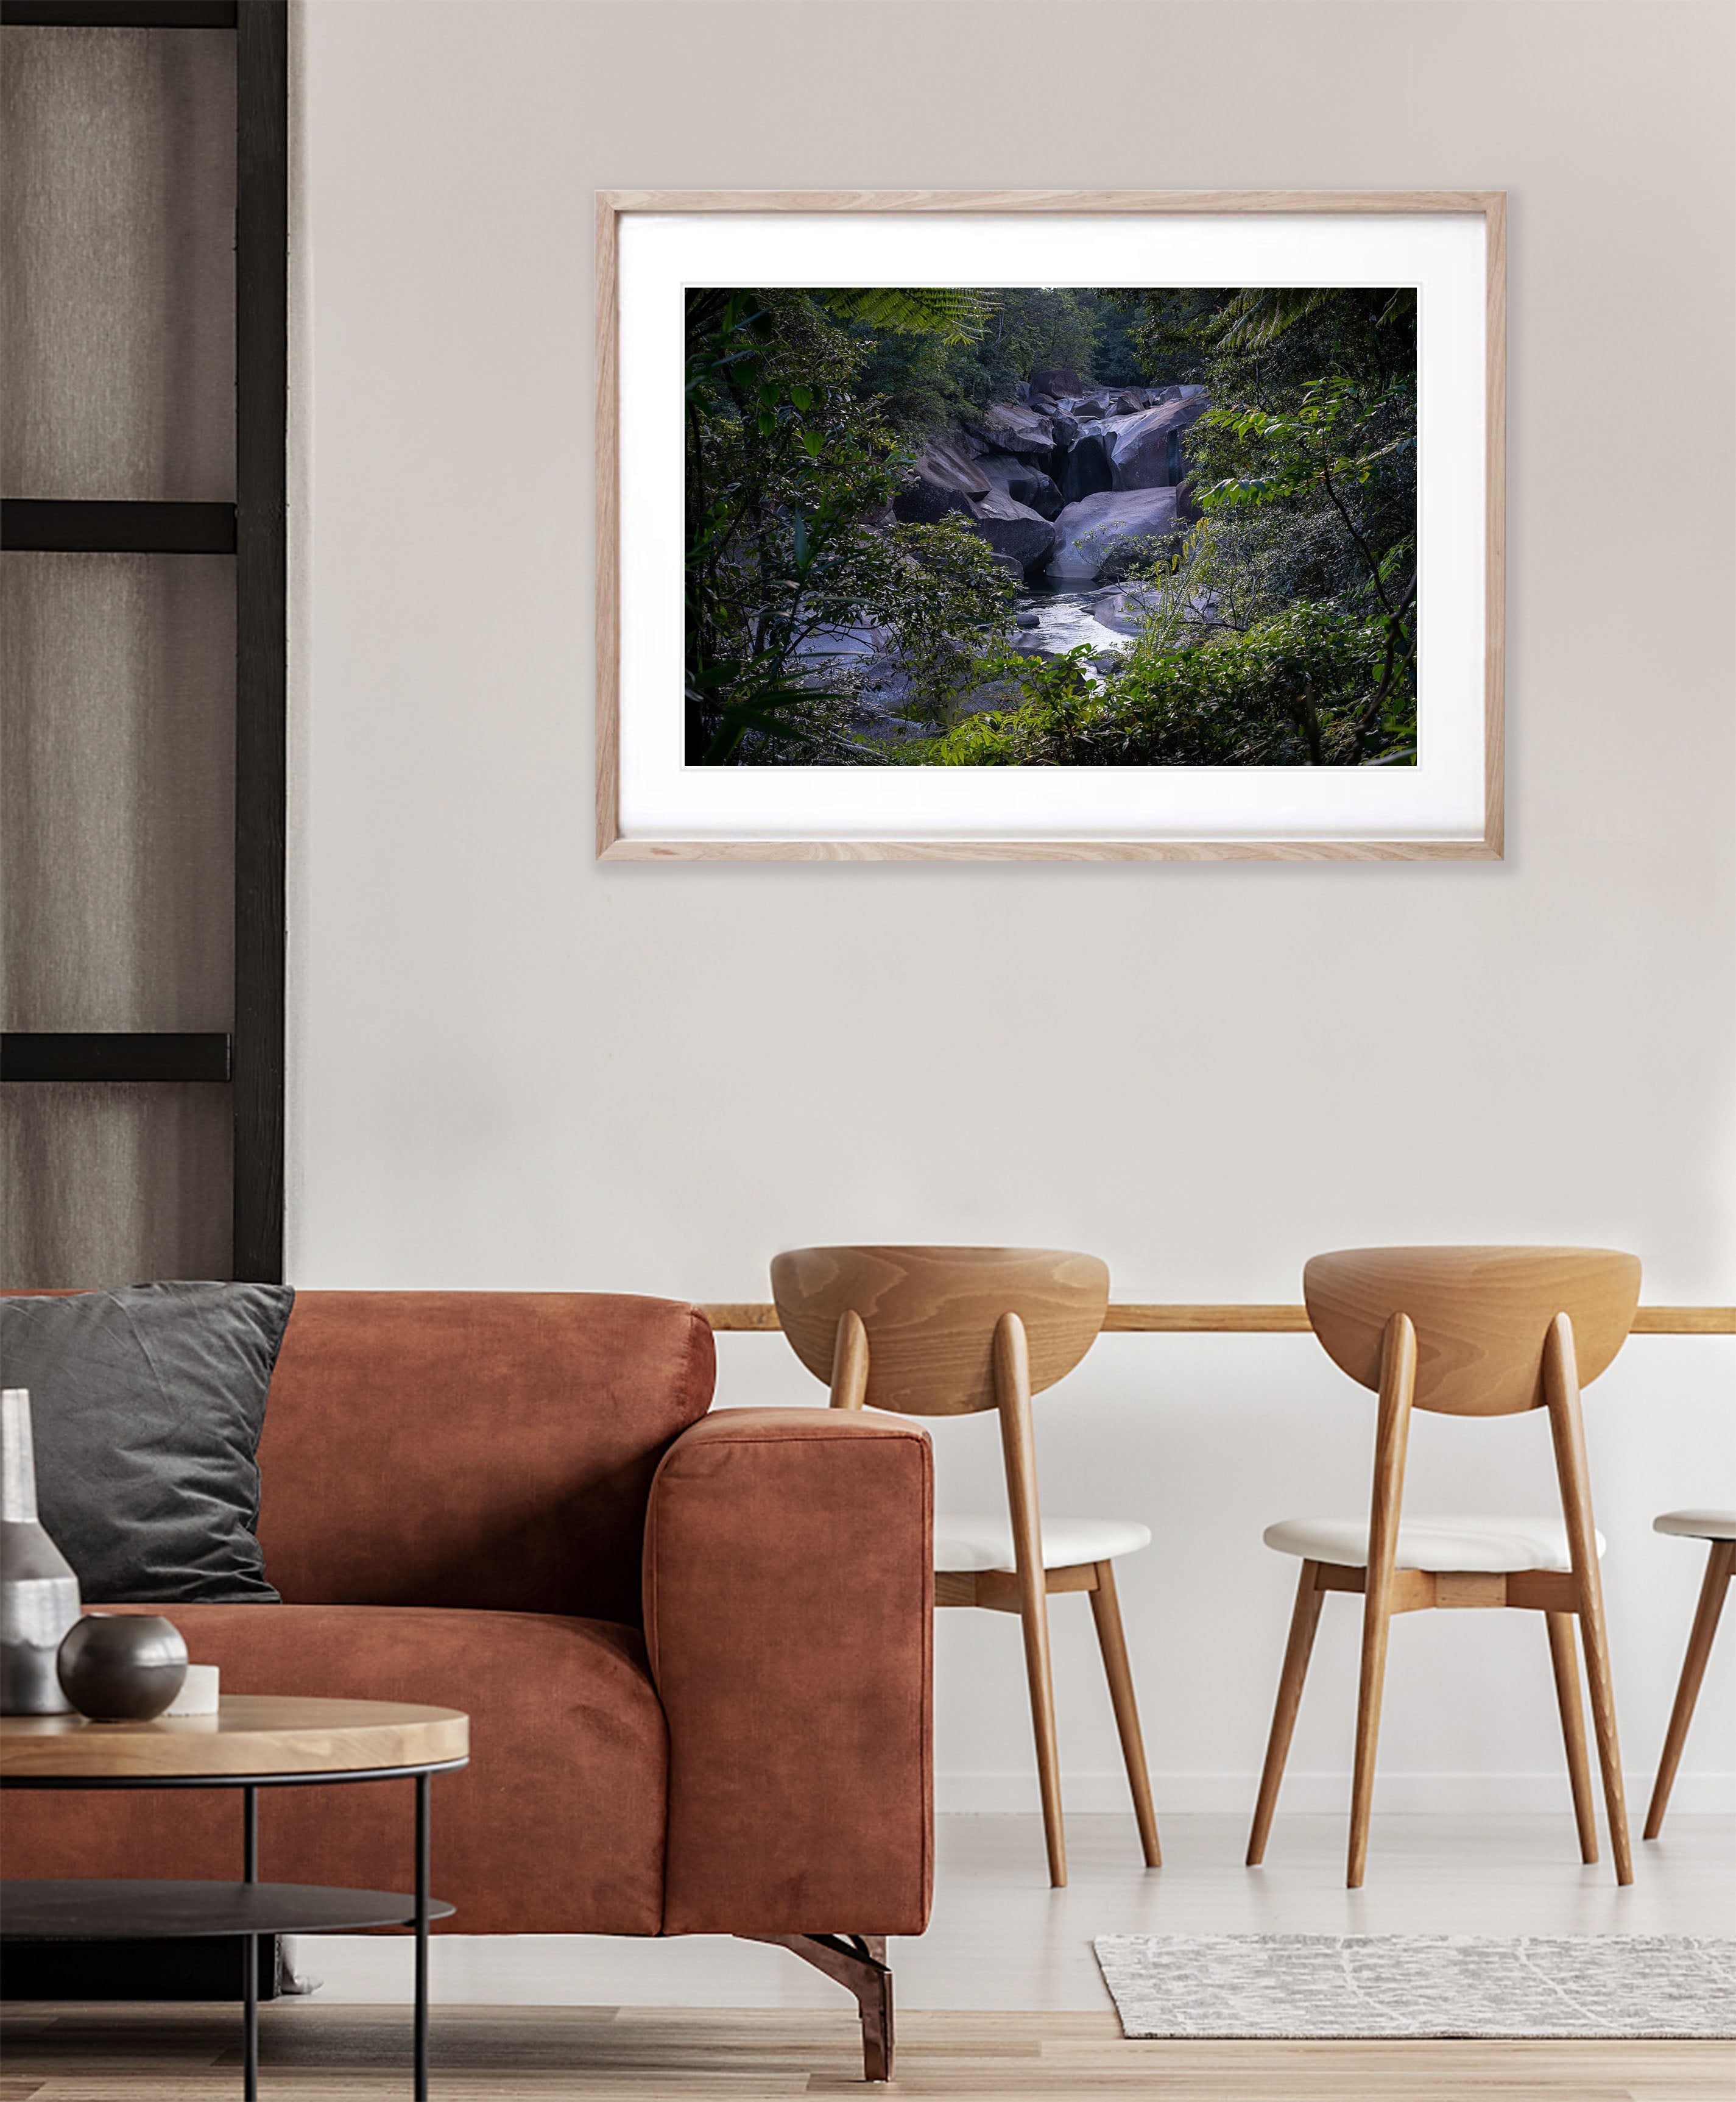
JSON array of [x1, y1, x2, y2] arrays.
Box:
[[596, 189, 1505, 862]]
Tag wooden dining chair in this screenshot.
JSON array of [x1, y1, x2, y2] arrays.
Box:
[[1246, 1245, 1642, 1889], [1643, 1508, 1735, 1839], [770, 1245, 1160, 1888]]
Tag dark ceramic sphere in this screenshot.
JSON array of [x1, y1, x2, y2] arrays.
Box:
[[57, 1613, 188, 1722]]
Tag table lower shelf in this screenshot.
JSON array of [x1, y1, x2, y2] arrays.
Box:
[[1, 1880, 455, 1941]]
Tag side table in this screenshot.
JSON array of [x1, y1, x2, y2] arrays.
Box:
[[1, 1694, 469, 2099]]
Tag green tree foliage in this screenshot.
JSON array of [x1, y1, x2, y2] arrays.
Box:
[[990, 290, 1107, 387], [1088, 299, 1147, 386], [1113, 287, 1418, 760], [811, 288, 997, 344], [909, 603, 1397, 767], [684, 289, 1015, 763], [852, 289, 1145, 437]]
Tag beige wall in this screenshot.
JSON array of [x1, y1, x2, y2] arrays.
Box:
[[292, 0, 1734, 1810]]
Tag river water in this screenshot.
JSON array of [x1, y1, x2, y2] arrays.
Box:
[[1014, 581, 1135, 657]]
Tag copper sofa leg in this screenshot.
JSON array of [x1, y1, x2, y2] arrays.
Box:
[[743, 1933, 894, 2081]]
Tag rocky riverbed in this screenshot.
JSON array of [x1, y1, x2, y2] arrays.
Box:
[[1014, 580, 1140, 657], [824, 580, 1156, 752], [894, 373, 1207, 584], [789, 374, 1198, 751]]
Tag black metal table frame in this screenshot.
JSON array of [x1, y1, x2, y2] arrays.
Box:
[[3, 1758, 468, 2100]]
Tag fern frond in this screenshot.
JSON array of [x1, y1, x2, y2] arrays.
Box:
[[812, 288, 996, 345], [1209, 289, 1343, 350], [1210, 287, 1417, 350]]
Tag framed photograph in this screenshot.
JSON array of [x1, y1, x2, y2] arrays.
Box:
[[596, 190, 1504, 862]]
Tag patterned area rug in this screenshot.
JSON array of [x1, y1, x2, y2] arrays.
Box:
[[1093, 1934, 1736, 2038]]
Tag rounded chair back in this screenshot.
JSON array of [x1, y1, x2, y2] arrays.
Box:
[[1303, 1245, 1642, 1415], [770, 1246, 1109, 1415]]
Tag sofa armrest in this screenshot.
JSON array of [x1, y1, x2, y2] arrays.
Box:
[[643, 1406, 933, 1937]]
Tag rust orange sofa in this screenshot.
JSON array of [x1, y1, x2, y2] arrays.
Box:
[[4, 1291, 934, 2076]]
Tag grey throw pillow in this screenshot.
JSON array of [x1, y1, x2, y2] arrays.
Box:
[[0, 1281, 294, 1603]]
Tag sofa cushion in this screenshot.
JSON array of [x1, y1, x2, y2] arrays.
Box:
[[0, 1603, 669, 1935], [255, 1293, 714, 1623], [0, 1282, 293, 1602]]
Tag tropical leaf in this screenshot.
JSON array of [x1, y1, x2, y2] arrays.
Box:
[[1208, 289, 1343, 349], [1209, 286, 1417, 350], [811, 288, 996, 345]]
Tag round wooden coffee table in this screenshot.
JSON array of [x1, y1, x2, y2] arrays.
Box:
[[1, 1694, 469, 2100]]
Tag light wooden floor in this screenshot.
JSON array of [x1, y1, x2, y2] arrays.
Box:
[[7, 1816, 1733, 2095], [297, 1812, 1736, 2011], [1, 2003, 1732, 2098]]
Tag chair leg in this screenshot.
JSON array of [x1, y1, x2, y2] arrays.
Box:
[[1645, 1538, 1734, 1841], [1543, 1315, 1632, 1886], [1347, 1580, 1394, 1890], [1576, 1596, 1633, 1885], [1348, 1314, 1415, 1891], [1247, 1560, 1325, 1866], [1545, 1609, 1598, 1864], [995, 1311, 1067, 1889], [1088, 1560, 1160, 1867], [1018, 1584, 1067, 1888]]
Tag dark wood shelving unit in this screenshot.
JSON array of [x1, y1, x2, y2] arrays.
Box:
[[0, 4, 236, 27], [1, 0, 286, 1282], [232, 0, 288, 1284], [1, 1035, 233, 1085], [1, 499, 236, 553]]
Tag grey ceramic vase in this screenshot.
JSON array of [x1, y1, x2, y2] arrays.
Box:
[[1, 1387, 82, 1715], [57, 1612, 188, 1722]]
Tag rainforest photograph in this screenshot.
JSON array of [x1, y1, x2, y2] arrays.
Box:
[[684, 285, 1418, 768]]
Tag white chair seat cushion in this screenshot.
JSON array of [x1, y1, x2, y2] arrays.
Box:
[[1262, 1515, 1605, 1573], [933, 1513, 1152, 1573], [1654, 1508, 1736, 1541]]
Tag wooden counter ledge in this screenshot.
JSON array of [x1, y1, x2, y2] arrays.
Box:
[[702, 1303, 1735, 1336]]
